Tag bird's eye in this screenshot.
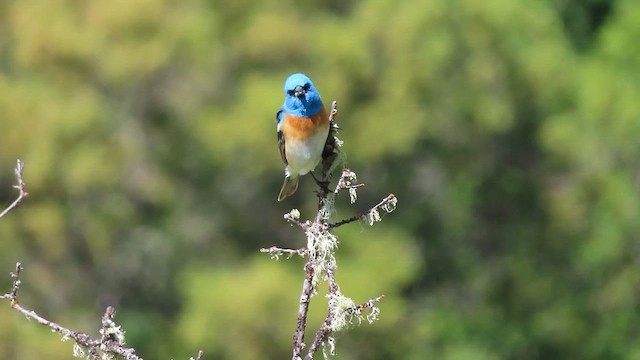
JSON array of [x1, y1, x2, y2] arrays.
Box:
[[303, 83, 311, 91], [287, 90, 295, 96]]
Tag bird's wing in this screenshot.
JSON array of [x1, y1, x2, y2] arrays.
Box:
[[276, 109, 287, 164]]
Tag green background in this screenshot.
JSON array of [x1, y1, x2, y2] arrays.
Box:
[[1, 0, 639, 359]]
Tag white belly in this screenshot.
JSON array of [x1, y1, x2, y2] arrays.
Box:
[[285, 128, 329, 176]]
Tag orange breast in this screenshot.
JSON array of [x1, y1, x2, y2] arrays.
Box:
[[281, 108, 329, 141]]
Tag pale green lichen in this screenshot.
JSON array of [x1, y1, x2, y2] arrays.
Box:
[[285, 208, 301, 221], [99, 322, 126, 347], [319, 195, 336, 221], [348, 187, 357, 204], [322, 336, 336, 359], [307, 226, 338, 289], [342, 170, 358, 204], [365, 209, 381, 226], [363, 195, 398, 226], [382, 196, 397, 213], [366, 305, 380, 323], [328, 292, 382, 332], [72, 343, 85, 358], [328, 293, 359, 332]]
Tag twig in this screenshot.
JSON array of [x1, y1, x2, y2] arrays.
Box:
[[1, 263, 204, 360], [1, 264, 102, 353], [292, 261, 315, 360], [357, 294, 385, 311], [1, 162, 205, 359], [305, 322, 331, 360], [260, 246, 307, 259], [0, 262, 23, 304], [0, 159, 29, 219], [328, 193, 397, 228]]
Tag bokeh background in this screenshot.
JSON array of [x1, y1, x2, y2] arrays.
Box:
[[1, 0, 640, 359]]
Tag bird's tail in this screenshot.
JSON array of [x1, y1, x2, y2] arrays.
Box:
[[278, 175, 299, 201]]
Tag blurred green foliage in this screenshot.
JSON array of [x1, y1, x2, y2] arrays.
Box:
[[1, 0, 639, 358]]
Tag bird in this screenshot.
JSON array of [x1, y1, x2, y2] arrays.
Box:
[[276, 73, 330, 201]]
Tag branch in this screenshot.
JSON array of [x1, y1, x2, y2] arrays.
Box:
[[328, 193, 397, 229], [0, 159, 29, 219], [305, 322, 331, 360], [1, 263, 205, 360], [0, 262, 23, 304], [292, 261, 315, 360], [260, 246, 308, 259]]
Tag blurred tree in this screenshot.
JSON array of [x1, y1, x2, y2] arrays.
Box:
[[1, 0, 640, 359], [555, 0, 615, 50]]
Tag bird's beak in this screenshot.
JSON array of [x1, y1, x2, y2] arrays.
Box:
[[294, 85, 305, 98]]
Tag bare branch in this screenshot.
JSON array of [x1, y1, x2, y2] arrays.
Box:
[[260, 246, 307, 259], [292, 261, 315, 360], [304, 322, 331, 360], [0, 159, 29, 219], [358, 294, 385, 311], [0, 262, 23, 304], [2, 264, 101, 351], [1, 263, 203, 360]]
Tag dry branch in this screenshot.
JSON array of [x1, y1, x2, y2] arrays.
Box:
[[0, 160, 203, 360]]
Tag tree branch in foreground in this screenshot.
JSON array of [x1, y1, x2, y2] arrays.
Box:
[[0, 263, 204, 360], [0, 161, 203, 360], [261, 101, 397, 360]]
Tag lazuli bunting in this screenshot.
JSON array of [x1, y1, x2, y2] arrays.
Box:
[[276, 73, 330, 201]]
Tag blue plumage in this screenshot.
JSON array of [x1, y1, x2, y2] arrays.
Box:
[[281, 73, 324, 118], [276, 73, 330, 201]]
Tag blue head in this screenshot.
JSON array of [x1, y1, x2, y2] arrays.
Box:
[[282, 73, 323, 117]]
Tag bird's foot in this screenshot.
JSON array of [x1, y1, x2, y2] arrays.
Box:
[[310, 171, 331, 194]]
